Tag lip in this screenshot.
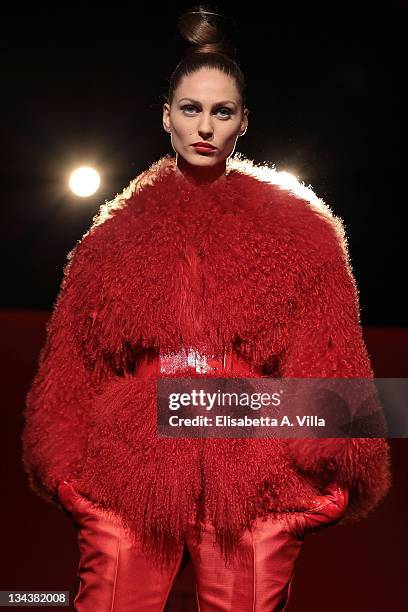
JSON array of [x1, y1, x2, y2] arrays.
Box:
[[191, 143, 216, 150]]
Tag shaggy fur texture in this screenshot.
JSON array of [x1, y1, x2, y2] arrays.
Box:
[[21, 153, 391, 567]]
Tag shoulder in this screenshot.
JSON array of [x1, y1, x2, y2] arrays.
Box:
[[68, 154, 167, 261], [63, 187, 139, 287], [229, 153, 349, 268], [69, 154, 179, 259], [272, 183, 349, 266]]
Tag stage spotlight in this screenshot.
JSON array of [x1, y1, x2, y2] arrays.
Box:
[[69, 166, 100, 197]]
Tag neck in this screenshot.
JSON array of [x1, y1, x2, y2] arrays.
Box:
[[175, 153, 227, 186]]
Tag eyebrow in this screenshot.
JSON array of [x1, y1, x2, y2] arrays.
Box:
[[178, 97, 237, 107]]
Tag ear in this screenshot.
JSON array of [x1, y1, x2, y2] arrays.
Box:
[[239, 107, 249, 136], [163, 103, 171, 134]]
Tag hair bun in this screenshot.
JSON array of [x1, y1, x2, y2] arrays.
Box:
[[177, 4, 238, 59], [165, 4, 246, 110]]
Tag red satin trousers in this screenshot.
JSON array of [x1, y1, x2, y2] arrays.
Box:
[[57, 481, 348, 611]]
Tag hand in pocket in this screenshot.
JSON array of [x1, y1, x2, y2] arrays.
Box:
[[57, 480, 84, 516], [288, 485, 349, 539]]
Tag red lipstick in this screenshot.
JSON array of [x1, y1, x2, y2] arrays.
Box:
[[191, 142, 216, 151]]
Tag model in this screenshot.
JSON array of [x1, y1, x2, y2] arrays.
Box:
[[22, 4, 391, 611]]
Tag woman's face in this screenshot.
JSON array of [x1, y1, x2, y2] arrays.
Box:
[[163, 67, 249, 169]]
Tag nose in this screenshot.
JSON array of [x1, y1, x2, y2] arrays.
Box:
[[198, 113, 214, 138]]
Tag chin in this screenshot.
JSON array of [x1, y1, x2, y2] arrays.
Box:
[[185, 149, 226, 165]]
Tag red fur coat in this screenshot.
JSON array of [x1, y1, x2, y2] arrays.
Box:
[[22, 153, 391, 566]]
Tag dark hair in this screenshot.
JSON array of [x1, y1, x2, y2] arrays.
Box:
[[164, 4, 247, 113]]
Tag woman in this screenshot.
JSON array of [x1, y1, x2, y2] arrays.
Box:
[[22, 5, 391, 611]]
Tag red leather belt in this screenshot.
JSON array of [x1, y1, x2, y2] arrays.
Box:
[[135, 347, 255, 378]]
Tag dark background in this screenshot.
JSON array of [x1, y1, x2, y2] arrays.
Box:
[[1, 1, 406, 324], [2, 2, 407, 611]]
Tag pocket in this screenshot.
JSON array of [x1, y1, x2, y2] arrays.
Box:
[[286, 486, 349, 539]]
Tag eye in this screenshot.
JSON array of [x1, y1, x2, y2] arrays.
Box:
[[218, 107, 233, 117], [181, 104, 197, 114], [181, 104, 232, 118]]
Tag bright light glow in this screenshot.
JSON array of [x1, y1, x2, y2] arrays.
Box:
[[69, 166, 100, 197], [228, 154, 328, 213], [274, 170, 299, 191]]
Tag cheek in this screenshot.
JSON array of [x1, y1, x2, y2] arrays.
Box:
[[221, 125, 242, 143], [221, 117, 243, 135], [170, 116, 191, 137]]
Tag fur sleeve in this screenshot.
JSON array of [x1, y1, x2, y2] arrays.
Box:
[[281, 235, 392, 523], [21, 237, 111, 505]]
